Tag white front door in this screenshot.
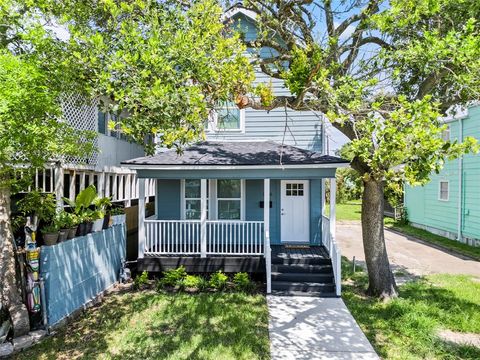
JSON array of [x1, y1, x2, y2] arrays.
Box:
[[280, 180, 310, 243]]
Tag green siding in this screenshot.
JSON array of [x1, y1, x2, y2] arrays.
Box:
[[405, 106, 480, 241]]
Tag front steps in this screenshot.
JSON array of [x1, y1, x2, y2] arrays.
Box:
[[271, 246, 337, 297]]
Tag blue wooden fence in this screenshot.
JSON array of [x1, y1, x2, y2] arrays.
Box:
[[40, 222, 126, 326]]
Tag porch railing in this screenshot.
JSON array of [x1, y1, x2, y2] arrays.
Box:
[[144, 219, 264, 256], [207, 221, 264, 255], [322, 215, 341, 296]]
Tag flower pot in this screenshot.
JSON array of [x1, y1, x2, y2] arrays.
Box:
[[77, 223, 87, 237], [112, 214, 126, 225], [102, 215, 111, 229], [68, 227, 77, 239], [86, 221, 93, 234], [92, 219, 104, 232], [58, 229, 69, 242], [43, 232, 58, 246]]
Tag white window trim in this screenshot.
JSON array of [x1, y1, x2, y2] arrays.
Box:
[[180, 179, 210, 220], [438, 180, 449, 201], [215, 179, 246, 221], [181, 179, 245, 220], [207, 107, 246, 133]]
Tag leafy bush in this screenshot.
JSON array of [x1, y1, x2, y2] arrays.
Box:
[[233, 272, 253, 292], [209, 270, 228, 290], [182, 275, 202, 288], [17, 190, 57, 223], [160, 266, 187, 287], [134, 271, 149, 290]]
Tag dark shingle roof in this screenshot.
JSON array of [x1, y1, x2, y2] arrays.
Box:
[[122, 141, 348, 167]]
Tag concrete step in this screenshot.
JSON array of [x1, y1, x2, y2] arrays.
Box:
[[271, 264, 333, 274], [271, 281, 335, 293], [270, 290, 338, 297], [271, 272, 334, 283]]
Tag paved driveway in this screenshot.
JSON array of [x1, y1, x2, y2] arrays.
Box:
[[337, 221, 480, 278], [268, 295, 378, 360]]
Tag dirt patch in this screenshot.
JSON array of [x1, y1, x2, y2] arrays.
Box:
[[437, 329, 480, 348]]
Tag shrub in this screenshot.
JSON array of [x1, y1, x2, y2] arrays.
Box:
[[209, 270, 228, 290], [161, 266, 187, 287], [182, 275, 203, 289], [233, 272, 253, 292], [134, 271, 149, 290]]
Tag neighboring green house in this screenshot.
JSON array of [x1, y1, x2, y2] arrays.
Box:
[[405, 105, 480, 247]]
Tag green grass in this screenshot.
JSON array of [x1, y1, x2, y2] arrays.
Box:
[[342, 258, 480, 359], [327, 200, 362, 221], [385, 218, 480, 261], [18, 291, 270, 360]]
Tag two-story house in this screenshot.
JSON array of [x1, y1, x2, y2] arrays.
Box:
[[122, 6, 348, 297]]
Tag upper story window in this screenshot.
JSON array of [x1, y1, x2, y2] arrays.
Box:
[[209, 102, 245, 132], [441, 125, 450, 141], [439, 180, 449, 201], [98, 110, 107, 134]]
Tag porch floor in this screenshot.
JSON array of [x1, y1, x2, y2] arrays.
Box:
[[271, 245, 330, 260]]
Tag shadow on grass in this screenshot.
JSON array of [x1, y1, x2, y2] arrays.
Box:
[[341, 257, 480, 359], [16, 291, 270, 360]]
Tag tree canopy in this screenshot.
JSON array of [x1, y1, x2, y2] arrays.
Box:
[[238, 0, 479, 297]]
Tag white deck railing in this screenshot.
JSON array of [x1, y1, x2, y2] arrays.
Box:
[[322, 215, 341, 296], [144, 219, 264, 256], [207, 221, 264, 255]]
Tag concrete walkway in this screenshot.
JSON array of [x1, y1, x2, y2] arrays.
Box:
[[268, 296, 378, 360], [337, 222, 480, 278]]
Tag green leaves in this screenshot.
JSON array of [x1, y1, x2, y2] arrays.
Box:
[[59, 0, 253, 154]]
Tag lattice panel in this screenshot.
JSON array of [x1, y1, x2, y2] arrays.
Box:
[[61, 94, 99, 165]]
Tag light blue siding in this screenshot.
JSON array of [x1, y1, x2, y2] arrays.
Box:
[[154, 179, 322, 245], [40, 224, 126, 326], [156, 179, 181, 219], [207, 14, 324, 152]]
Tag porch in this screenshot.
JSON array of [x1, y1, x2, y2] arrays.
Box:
[[122, 141, 348, 295]]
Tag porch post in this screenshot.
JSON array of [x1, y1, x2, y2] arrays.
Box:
[[54, 164, 64, 211], [329, 178, 336, 243], [200, 179, 207, 258], [264, 178, 271, 294], [138, 178, 146, 259]]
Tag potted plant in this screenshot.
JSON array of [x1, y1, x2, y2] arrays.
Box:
[[93, 196, 112, 231], [91, 209, 105, 232], [42, 223, 59, 246], [17, 190, 56, 229], [63, 185, 97, 236], [110, 207, 126, 225], [67, 213, 80, 239]]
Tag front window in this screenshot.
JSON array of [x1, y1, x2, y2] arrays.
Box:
[[98, 110, 107, 134], [217, 179, 242, 220], [183, 179, 209, 219]]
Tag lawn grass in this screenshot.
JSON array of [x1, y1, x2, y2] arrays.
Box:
[[385, 218, 480, 261], [17, 291, 270, 360], [342, 258, 480, 359], [326, 200, 362, 221]]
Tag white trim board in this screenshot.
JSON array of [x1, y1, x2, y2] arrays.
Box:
[[124, 163, 349, 171]]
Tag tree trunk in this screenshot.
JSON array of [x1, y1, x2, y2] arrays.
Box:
[[361, 178, 398, 299], [0, 178, 30, 336]]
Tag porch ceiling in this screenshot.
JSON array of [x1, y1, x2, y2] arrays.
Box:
[[122, 141, 348, 169]]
